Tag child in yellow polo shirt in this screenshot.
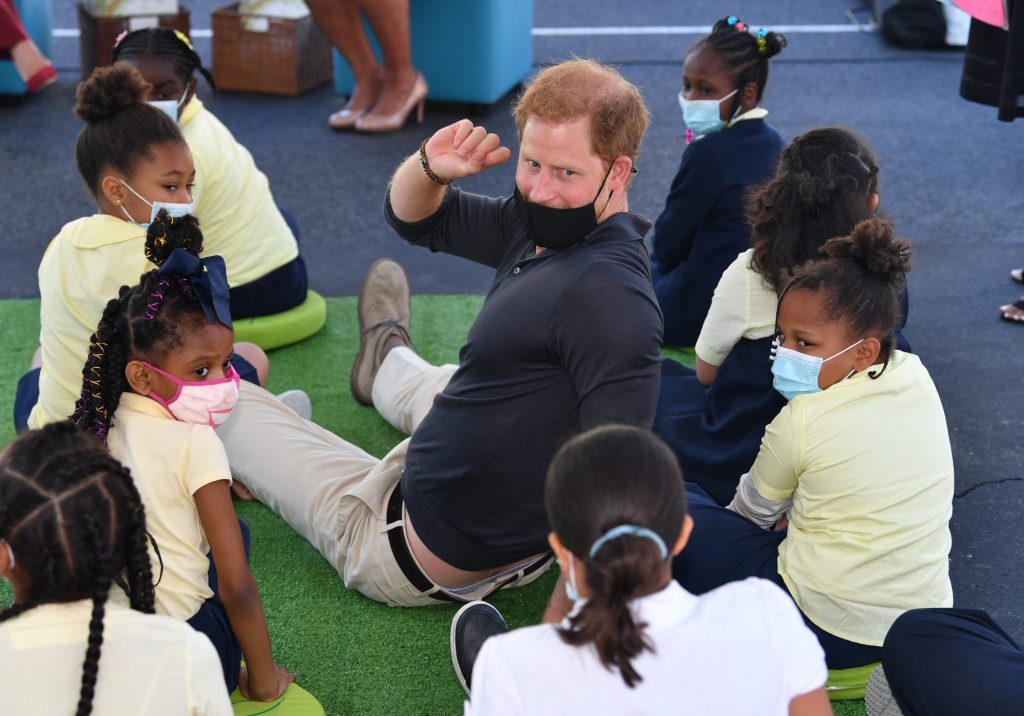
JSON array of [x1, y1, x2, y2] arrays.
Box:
[[112, 28, 307, 320], [672, 218, 953, 670], [70, 212, 292, 701], [13, 64, 271, 432]]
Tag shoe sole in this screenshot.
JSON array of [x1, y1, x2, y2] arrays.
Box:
[[450, 601, 478, 698], [350, 259, 410, 405], [864, 666, 905, 716]]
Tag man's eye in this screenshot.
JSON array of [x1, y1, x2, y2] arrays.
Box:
[[527, 160, 540, 169], [562, 169, 576, 177]]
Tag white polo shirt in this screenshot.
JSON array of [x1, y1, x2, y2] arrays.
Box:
[[0, 600, 232, 715], [468, 578, 826, 716]]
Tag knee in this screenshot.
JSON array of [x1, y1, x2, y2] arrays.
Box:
[[233, 342, 270, 386]]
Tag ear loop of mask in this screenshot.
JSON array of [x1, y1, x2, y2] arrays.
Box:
[[109, 177, 153, 224]]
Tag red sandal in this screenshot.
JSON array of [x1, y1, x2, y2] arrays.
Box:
[[26, 64, 57, 93]]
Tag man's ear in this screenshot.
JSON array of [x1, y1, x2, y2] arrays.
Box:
[[125, 360, 154, 396], [853, 337, 882, 372], [607, 155, 634, 192], [101, 175, 127, 207]]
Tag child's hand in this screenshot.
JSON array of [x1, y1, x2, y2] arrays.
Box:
[[238, 664, 294, 702]]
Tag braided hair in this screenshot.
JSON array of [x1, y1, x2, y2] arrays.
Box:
[[74, 63, 185, 201], [689, 16, 787, 102], [112, 27, 216, 92], [0, 421, 156, 716], [749, 128, 880, 290], [70, 211, 207, 441], [783, 217, 911, 378], [546, 425, 686, 688]]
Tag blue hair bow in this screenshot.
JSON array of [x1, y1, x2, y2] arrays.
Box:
[[158, 248, 233, 329]]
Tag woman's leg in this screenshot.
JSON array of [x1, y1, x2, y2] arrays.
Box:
[[356, 0, 418, 118], [306, 0, 383, 122]]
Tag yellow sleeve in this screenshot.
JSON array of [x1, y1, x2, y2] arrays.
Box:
[[695, 252, 751, 366], [750, 400, 804, 501], [183, 426, 233, 496]]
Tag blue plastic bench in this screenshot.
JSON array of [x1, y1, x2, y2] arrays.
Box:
[[0, 0, 54, 95], [332, 0, 533, 105]]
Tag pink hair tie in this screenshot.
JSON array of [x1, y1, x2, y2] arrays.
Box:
[[735, 21, 746, 32]]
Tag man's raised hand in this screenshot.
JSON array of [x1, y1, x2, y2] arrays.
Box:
[[423, 119, 512, 182]]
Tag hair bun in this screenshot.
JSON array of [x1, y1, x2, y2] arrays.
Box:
[[144, 211, 203, 267], [759, 30, 787, 59], [822, 218, 911, 284], [75, 64, 152, 124]]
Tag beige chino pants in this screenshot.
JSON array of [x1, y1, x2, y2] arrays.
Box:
[[218, 348, 539, 607]]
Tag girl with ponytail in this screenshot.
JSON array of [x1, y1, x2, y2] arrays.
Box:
[[68, 212, 293, 702], [0, 422, 231, 715], [460, 425, 830, 715], [13, 62, 269, 434], [674, 218, 954, 673]]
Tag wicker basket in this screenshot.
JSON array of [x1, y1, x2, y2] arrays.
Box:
[[77, 3, 191, 79], [212, 3, 332, 96]]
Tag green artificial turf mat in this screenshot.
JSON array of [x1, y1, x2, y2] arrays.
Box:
[[0, 296, 863, 715]]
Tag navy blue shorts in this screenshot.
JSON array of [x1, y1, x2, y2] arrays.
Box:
[[187, 518, 252, 693], [12, 355, 259, 434], [672, 482, 883, 669], [228, 207, 308, 320]]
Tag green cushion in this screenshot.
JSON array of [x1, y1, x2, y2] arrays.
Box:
[[826, 661, 881, 701], [230, 682, 325, 716], [661, 346, 697, 368], [233, 291, 327, 351]]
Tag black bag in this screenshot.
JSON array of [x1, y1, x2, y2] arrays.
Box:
[[881, 0, 947, 48]]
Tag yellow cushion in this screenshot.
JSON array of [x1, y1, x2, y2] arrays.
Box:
[[826, 661, 881, 701], [230, 682, 325, 715], [232, 290, 327, 350]]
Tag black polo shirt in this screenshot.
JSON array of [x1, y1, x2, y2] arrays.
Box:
[[384, 188, 663, 570]]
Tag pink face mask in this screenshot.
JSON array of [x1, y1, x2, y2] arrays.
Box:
[[141, 362, 240, 428]]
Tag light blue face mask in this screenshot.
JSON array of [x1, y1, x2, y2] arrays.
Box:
[[678, 88, 738, 139], [148, 88, 189, 124], [771, 339, 863, 401], [115, 179, 194, 229], [564, 554, 580, 602]]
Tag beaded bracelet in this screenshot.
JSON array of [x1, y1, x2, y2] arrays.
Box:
[[419, 139, 450, 186]]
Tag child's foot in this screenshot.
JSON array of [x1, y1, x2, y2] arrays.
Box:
[[999, 298, 1024, 323]]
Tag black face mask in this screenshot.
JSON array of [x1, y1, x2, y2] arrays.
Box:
[[514, 165, 614, 251]]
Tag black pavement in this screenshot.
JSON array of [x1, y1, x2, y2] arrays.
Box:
[[2, 1, 1023, 635]]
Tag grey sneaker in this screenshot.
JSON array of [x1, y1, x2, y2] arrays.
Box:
[[450, 600, 509, 697], [350, 259, 412, 405], [865, 665, 905, 716], [276, 389, 312, 420]]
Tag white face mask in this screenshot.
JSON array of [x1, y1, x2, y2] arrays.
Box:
[[114, 178, 194, 228], [678, 88, 739, 141], [148, 88, 189, 123]]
